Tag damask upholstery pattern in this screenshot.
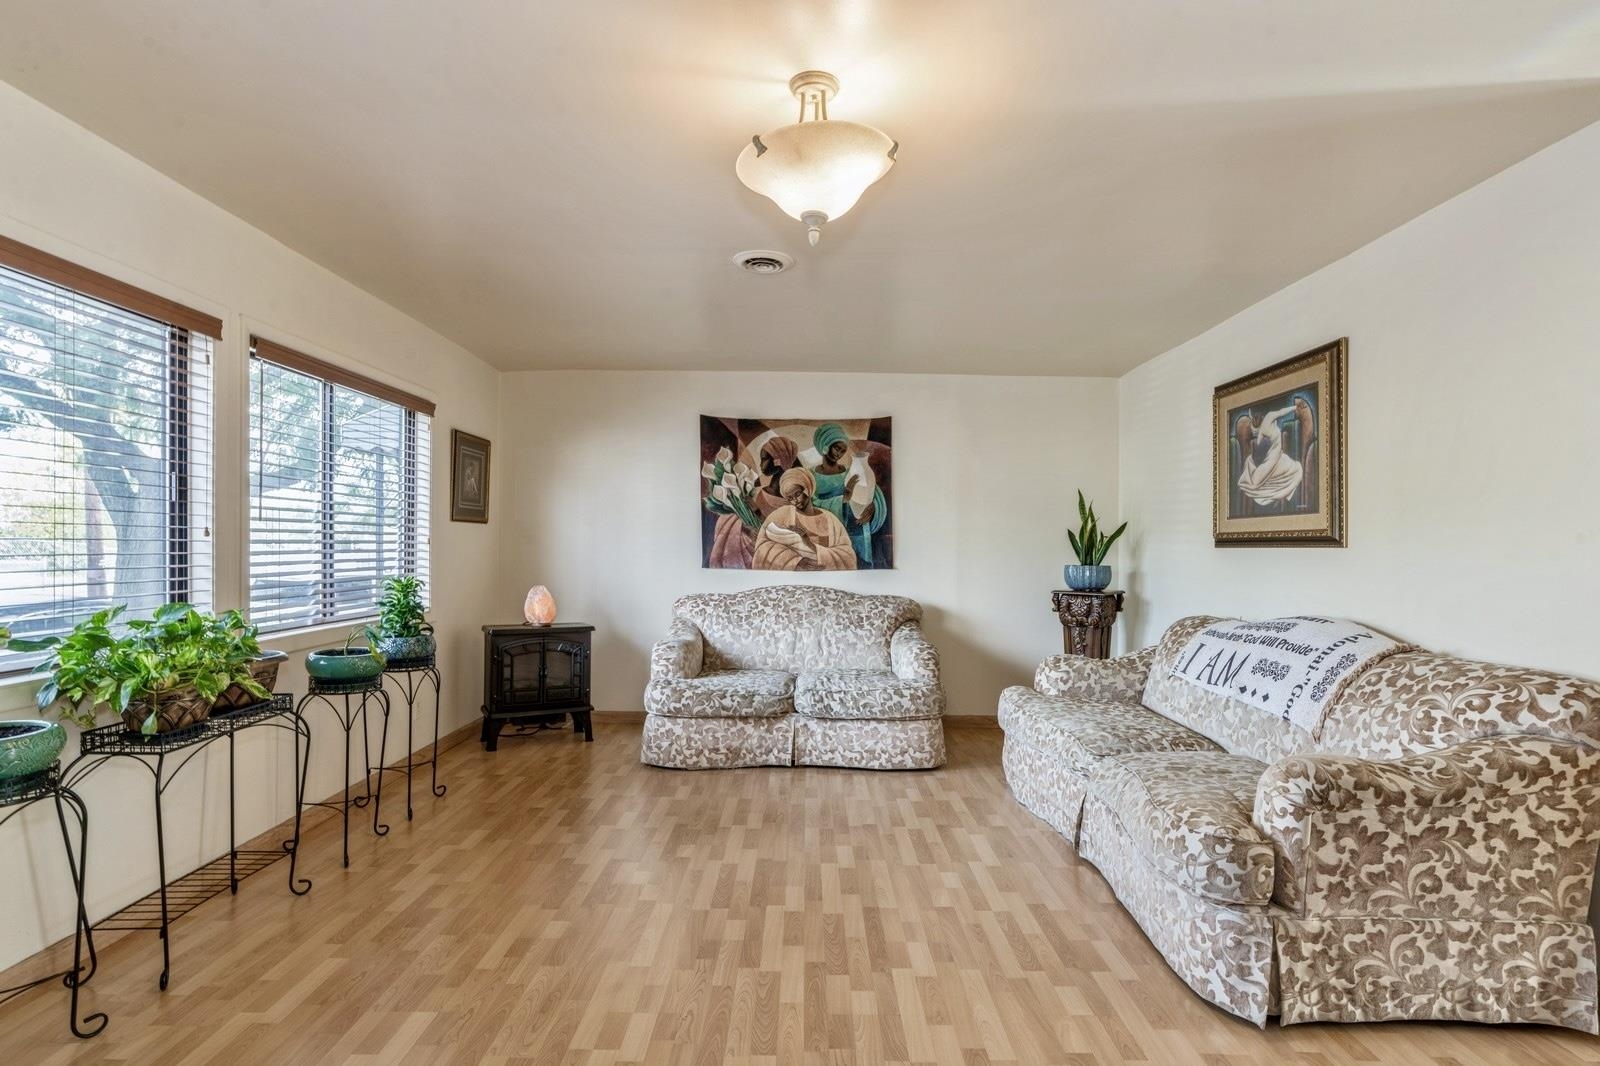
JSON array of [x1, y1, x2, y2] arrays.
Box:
[[998, 687, 1219, 775], [648, 618, 704, 681], [643, 587, 945, 770], [794, 670, 944, 721], [1078, 793, 1277, 1026], [1317, 651, 1600, 757], [999, 611, 1600, 1032], [1274, 915, 1598, 1028], [999, 686, 1222, 839], [674, 586, 922, 673], [1087, 750, 1274, 906], [1254, 736, 1600, 916], [640, 714, 794, 769], [644, 669, 794, 719], [793, 716, 946, 770], [1000, 735, 1086, 841], [889, 622, 940, 684], [1033, 645, 1157, 702]]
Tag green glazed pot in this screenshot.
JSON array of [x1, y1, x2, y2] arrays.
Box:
[[0, 719, 67, 781], [305, 648, 384, 683]]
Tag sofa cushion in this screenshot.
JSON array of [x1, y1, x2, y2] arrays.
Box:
[[644, 670, 794, 718], [997, 686, 1220, 777], [794, 670, 943, 721], [673, 586, 921, 674], [1087, 750, 1274, 906]]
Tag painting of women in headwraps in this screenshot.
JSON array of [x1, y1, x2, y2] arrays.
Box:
[[700, 415, 893, 568], [1213, 340, 1346, 546]]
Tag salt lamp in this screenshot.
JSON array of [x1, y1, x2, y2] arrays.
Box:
[[522, 585, 557, 626]]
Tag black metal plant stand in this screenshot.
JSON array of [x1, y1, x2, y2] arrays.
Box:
[[61, 694, 310, 993], [0, 764, 105, 1038], [379, 654, 447, 821], [295, 676, 391, 868]]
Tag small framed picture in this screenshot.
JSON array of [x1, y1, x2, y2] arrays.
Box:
[[450, 429, 491, 523], [1213, 338, 1346, 546]]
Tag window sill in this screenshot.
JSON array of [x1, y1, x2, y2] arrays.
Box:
[[0, 672, 44, 715], [255, 617, 380, 656]]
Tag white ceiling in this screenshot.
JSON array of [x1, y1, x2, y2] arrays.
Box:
[[3, 2, 1600, 376]]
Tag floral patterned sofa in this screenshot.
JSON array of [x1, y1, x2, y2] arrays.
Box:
[[999, 614, 1600, 1032], [642, 586, 946, 770]]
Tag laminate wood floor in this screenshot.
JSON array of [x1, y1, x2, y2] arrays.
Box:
[[2, 724, 1595, 1065]]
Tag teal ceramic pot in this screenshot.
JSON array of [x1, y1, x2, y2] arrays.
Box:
[[372, 632, 435, 663], [1064, 564, 1113, 591], [0, 719, 67, 781], [305, 648, 385, 683]]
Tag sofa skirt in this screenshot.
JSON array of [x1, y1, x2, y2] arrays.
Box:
[[640, 714, 794, 769], [793, 715, 945, 770], [1001, 734, 1089, 842], [641, 713, 945, 770]]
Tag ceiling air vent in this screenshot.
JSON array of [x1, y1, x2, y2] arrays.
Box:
[[732, 249, 793, 275]]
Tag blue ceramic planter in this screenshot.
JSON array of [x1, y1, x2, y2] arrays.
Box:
[[0, 719, 67, 781], [372, 632, 435, 663], [1064, 564, 1113, 591]]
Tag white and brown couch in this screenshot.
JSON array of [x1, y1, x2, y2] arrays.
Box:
[[1000, 614, 1600, 1031], [642, 586, 946, 770]]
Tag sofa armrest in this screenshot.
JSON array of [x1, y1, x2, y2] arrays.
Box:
[[1254, 736, 1600, 918], [1033, 645, 1155, 701], [890, 621, 940, 684], [649, 618, 704, 681]]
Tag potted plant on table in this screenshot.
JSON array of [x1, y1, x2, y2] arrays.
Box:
[[0, 625, 68, 781], [371, 575, 435, 663], [210, 609, 288, 713], [1065, 490, 1128, 592], [8, 604, 272, 736], [305, 626, 387, 685]]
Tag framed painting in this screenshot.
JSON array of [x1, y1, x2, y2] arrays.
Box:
[[450, 428, 491, 523], [700, 415, 892, 570], [1213, 338, 1346, 546]]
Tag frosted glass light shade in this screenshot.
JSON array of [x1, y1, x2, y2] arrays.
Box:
[[735, 119, 897, 228], [522, 585, 557, 626]]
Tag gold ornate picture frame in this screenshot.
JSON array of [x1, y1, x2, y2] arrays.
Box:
[[1213, 338, 1346, 546]]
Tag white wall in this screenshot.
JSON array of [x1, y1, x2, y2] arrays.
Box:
[[1118, 119, 1600, 680], [0, 83, 501, 970], [497, 371, 1119, 717]]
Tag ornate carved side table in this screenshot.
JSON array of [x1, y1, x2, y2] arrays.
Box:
[[1051, 589, 1125, 659]]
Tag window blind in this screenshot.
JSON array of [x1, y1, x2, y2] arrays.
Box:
[[247, 340, 430, 634], [0, 261, 213, 671]]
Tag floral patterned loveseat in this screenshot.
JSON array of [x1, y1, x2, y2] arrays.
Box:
[[999, 615, 1600, 1032], [642, 586, 946, 770]]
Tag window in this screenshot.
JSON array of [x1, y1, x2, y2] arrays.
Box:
[[247, 337, 431, 633], [0, 241, 217, 673]]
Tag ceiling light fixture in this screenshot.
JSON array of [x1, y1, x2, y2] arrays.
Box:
[[735, 70, 897, 247]]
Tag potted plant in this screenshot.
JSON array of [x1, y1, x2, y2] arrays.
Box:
[[305, 625, 387, 685], [209, 610, 288, 713], [0, 626, 69, 781], [1065, 490, 1127, 592], [8, 604, 271, 736], [371, 575, 435, 662]]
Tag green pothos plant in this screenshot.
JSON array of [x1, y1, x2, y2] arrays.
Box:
[[5, 604, 270, 733]]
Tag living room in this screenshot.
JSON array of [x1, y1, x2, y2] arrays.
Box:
[[1, 4, 1597, 1063]]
